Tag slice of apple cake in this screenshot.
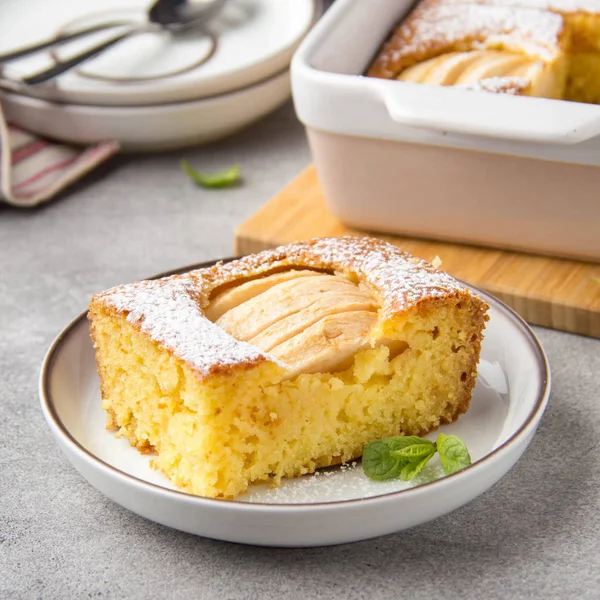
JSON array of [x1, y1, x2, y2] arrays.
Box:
[[88, 236, 489, 499]]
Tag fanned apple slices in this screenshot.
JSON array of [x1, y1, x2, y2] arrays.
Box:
[[208, 270, 381, 375]]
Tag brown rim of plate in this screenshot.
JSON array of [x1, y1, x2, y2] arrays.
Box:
[[39, 258, 551, 510]]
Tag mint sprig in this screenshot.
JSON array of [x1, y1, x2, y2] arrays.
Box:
[[436, 434, 472, 475], [363, 433, 472, 481], [181, 160, 241, 188], [363, 437, 436, 481]]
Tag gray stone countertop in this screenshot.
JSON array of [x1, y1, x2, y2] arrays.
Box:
[[1, 103, 598, 600]]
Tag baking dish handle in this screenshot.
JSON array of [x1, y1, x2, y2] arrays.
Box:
[[379, 83, 600, 145]]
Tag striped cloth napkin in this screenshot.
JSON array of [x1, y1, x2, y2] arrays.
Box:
[[0, 102, 119, 208]]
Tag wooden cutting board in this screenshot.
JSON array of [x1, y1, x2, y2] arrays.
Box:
[[235, 165, 600, 339]]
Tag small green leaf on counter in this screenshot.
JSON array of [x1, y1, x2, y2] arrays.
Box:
[[181, 160, 241, 188], [436, 433, 472, 475], [363, 433, 471, 482]]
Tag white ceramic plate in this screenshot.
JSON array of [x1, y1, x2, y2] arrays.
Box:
[[0, 0, 318, 106], [1, 69, 291, 151], [40, 261, 550, 547]]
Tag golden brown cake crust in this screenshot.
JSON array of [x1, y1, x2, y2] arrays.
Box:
[[367, 0, 566, 79], [89, 236, 488, 380]]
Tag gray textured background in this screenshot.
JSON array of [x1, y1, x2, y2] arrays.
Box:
[[1, 103, 599, 599]]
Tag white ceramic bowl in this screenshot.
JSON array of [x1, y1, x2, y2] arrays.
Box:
[[1, 69, 291, 151], [40, 260, 551, 547]]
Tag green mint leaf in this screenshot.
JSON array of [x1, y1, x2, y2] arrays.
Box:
[[436, 433, 472, 475], [399, 450, 437, 481], [181, 160, 241, 188], [363, 439, 405, 481], [363, 437, 436, 481], [391, 437, 435, 460]]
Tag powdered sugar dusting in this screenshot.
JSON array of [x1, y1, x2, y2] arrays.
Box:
[[459, 75, 530, 93], [368, 0, 564, 78], [94, 237, 471, 378], [467, 0, 600, 13], [241, 460, 446, 504], [100, 278, 269, 377], [302, 237, 466, 314]]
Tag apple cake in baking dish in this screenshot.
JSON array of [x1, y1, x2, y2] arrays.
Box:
[[88, 236, 489, 499], [367, 0, 600, 103]]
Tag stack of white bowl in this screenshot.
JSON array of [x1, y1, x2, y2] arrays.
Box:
[[0, 0, 320, 151]]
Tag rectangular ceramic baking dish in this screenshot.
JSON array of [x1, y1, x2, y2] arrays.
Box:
[[291, 0, 600, 262]]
